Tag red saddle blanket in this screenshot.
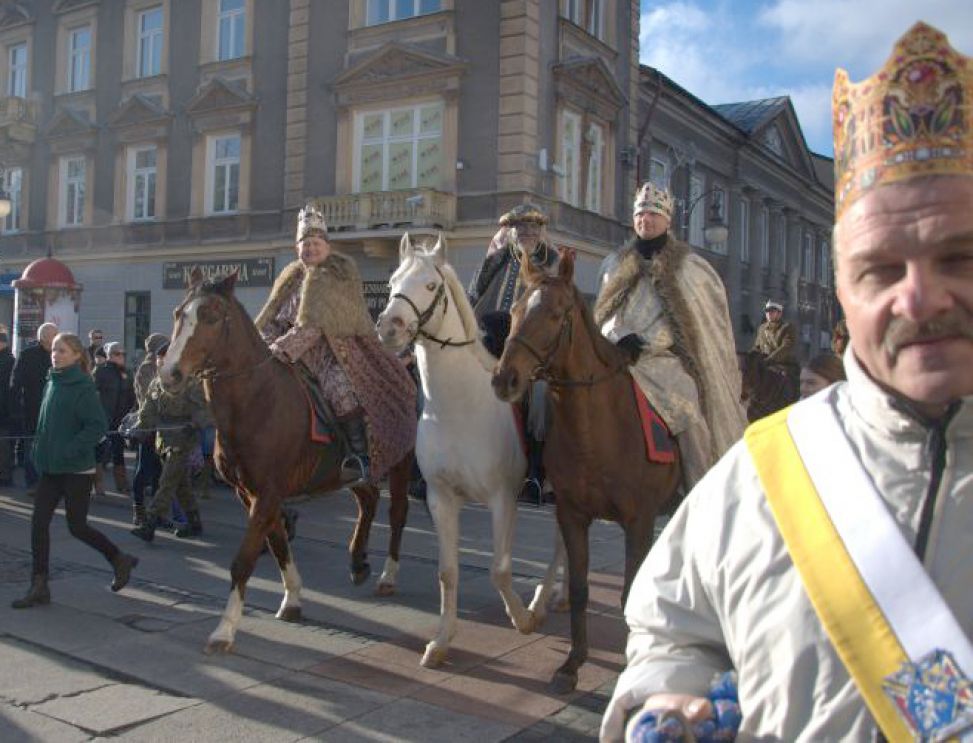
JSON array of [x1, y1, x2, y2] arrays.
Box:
[[630, 378, 676, 464], [297, 374, 334, 445]]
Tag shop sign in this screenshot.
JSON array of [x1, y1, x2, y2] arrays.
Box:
[[163, 258, 275, 289]]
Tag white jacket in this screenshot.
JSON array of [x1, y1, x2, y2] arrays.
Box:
[[601, 351, 973, 742]]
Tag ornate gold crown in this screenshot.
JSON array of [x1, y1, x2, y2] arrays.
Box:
[[833, 22, 973, 219], [296, 203, 328, 242], [633, 182, 674, 219]]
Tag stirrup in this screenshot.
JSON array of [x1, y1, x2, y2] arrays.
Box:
[[340, 454, 370, 484]]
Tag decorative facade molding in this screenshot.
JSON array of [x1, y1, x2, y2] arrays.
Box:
[[0, 2, 32, 29], [553, 56, 625, 121], [52, 0, 98, 14], [185, 77, 256, 133], [45, 107, 97, 153], [106, 93, 172, 143]]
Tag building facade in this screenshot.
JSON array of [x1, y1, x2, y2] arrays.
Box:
[[0, 0, 640, 360], [638, 66, 837, 359]]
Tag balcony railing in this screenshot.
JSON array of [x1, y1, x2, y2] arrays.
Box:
[[316, 188, 456, 232]]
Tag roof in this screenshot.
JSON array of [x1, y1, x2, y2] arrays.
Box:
[[13, 258, 81, 289], [711, 97, 790, 134]]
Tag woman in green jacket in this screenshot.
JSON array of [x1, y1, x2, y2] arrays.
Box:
[[12, 333, 139, 609]]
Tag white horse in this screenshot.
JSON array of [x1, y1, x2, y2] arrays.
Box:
[[376, 233, 565, 668]]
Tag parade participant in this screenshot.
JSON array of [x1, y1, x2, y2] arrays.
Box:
[[255, 203, 415, 484], [85, 328, 104, 368], [468, 203, 560, 504], [596, 182, 746, 490], [602, 22, 973, 742], [832, 317, 850, 356], [129, 333, 169, 526], [0, 332, 15, 485], [11, 333, 138, 608], [130, 342, 212, 541], [10, 322, 57, 494], [93, 342, 135, 495], [799, 352, 845, 399], [751, 299, 799, 395]]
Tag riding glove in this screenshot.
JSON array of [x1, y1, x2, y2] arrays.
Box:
[[617, 334, 644, 364]]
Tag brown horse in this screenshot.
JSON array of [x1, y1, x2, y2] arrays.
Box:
[[159, 269, 413, 654], [491, 251, 681, 693], [739, 350, 798, 422]]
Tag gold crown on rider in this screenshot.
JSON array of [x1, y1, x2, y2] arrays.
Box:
[[832, 22, 973, 220], [633, 182, 674, 220], [498, 203, 548, 227], [296, 203, 328, 242]]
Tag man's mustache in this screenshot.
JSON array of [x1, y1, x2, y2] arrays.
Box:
[[883, 309, 973, 360]]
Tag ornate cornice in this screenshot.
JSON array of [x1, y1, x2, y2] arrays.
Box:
[[553, 56, 626, 121]]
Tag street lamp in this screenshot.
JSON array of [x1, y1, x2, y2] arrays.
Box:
[[682, 188, 728, 245]]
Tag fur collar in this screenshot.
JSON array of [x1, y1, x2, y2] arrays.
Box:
[[255, 254, 374, 338], [594, 234, 709, 420]]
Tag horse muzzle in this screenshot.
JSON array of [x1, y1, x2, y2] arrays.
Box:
[[375, 313, 418, 351], [491, 365, 525, 403]]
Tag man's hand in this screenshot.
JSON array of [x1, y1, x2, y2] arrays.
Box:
[[625, 695, 713, 742], [617, 334, 644, 364]]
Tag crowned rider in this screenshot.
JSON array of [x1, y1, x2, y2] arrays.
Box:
[[595, 182, 746, 491], [752, 299, 800, 397], [602, 22, 973, 742], [255, 203, 416, 484], [469, 203, 561, 504]]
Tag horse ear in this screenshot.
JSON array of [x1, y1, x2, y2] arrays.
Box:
[[216, 269, 239, 295], [431, 232, 447, 266], [188, 266, 204, 288], [399, 232, 414, 262], [557, 247, 576, 282]]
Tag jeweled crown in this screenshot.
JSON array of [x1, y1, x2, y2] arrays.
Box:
[[633, 182, 674, 219], [296, 203, 328, 242], [833, 22, 973, 219]]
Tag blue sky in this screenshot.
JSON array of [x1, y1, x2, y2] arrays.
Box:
[[638, 0, 973, 156]]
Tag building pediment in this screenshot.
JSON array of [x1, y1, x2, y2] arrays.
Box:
[[0, 3, 32, 29], [754, 107, 815, 178], [45, 107, 95, 139], [185, 77, 256, 118], [53, 0, 99, 14], [553, 56, 626, 121], [333, 42, 467, 106], [107, 94, 170, 128]]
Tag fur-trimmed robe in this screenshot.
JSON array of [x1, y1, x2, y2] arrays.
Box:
[[256, 254, 416, 481], [595, 236, 746, 487]]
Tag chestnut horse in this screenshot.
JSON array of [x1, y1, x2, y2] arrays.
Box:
[[160, 269, 413, 654], [739, 350, 798, 422], [492, 251, 681, 693]]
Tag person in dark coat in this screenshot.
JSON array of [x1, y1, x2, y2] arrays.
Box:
[[0, 332, 15, 485], [10, 332, 138, 609], [85, 328, 104, 369], [93, 341, 136, 494], [9, 322, 58, 491]]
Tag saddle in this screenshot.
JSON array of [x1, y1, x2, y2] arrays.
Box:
[[630, 378, 676, 464], [294, 363, 336, 444]]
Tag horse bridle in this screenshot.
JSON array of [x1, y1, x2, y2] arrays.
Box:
[[190, 294, 273, 381], [391, 266, 476, 349]]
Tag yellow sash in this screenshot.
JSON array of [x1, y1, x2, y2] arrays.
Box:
[[744, 408, 913, 741]]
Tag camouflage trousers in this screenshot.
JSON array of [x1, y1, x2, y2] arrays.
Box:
[[149, 447, 198, 520]]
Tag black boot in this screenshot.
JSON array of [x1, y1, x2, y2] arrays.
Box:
[[518, 437, 544, 507], [132, 501, 147, 527], [110, 553, 139, 592], [175, 510, 203, 539], [11, 574, 50, 609], [131, 515, 157, 543], [340, 416, 370, 484]]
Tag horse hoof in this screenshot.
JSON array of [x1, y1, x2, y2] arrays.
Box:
[[205, 638, 234, 655], [276, 606, 302, 622], [521, 609, 544, 634], [374, 582, 396, 597], [350, 564, 371, 586], [420, 644, 448, 668], [551, 669, 578, 694]]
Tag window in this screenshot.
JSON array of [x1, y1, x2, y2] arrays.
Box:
[[124, 292, 151, 367], [585, 122, 604, 213], [2, 167, 22, 233], [60, 156, 86, 226], [558, 109, 581, 206], [207, 134, 240, 213], [739, 198, 750, 264], [565, 0, 582, 23], [819, 242, 830, 286], [137, 7, 163, 78], [760, 207, 770, 267], [8, 43, 27, 97], [709, 189, 727, 255], [802, 231, 814, 280], [356, 103, 443, 193], [128, 146, 157, 221], [67, 26, 91, 92], [688, 175, 704, 246], [587, 0, 604, 39], [367, 0, 440, 26], [217, 0, 245, 61]]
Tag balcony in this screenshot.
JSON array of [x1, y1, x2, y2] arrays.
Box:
[[316, 188, 456, 232], [0, 96, 37, 149]]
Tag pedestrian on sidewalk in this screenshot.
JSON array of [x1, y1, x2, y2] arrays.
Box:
[[11, 333, 138, 609], [93, 342, 136, 496], [0, 331, 16, 486], [129, 333, 168, 526], [9, 322, 58, 494], [130, 342, 212, 542]]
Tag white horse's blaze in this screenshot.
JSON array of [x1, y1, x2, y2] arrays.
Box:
[[164, 297, 203, 371], [525, 287, 543, 314]]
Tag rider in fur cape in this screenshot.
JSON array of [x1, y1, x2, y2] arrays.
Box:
[[595, 182, 746, 490], [255, 204, 416, 483]]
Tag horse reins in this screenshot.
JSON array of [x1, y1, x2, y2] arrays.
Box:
[[391, 266, 476, 349]]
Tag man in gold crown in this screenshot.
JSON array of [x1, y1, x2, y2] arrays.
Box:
[[256, 203, 416, 484], [601, 23, 973, 742], [596, 181, 745, 491]]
